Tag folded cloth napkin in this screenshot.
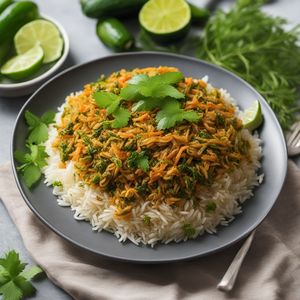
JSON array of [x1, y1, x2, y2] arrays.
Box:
[[1, 161, 300, 300]]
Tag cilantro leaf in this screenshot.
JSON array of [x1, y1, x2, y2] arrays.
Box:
[[40, 111, 56, 125], [93, 92, 131, 128], [24, 111, 40, 130], [127, 151, 149, 172], [23, 165, 41, 188], [132, 97, 164, 112], [14, 145, 48, 188], [27, 123, 48, 144], [93, 91, 122, 115], [0, 281, 22, 300], [120, 72, 184, 101], [111, 107, 131, 128], [156, 102, 200, 130], [24, 110, 55, 144], [0, 250, 43, 300]]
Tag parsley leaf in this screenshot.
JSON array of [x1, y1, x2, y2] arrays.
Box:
[[0, 250, 43, 300], [156, 102, 201, 130], [182, 224, 196, 237], [14, 145, 48, 188], [120, 72, 184, 101], [127, 151, 149, 172], [24, 110, 55, 144], [93, 91, 131, 128]]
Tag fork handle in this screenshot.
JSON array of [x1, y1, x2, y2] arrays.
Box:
[[217, 230, 256, 292]]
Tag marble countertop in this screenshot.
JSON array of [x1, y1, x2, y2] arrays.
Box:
[[0, 0, 299, 298]]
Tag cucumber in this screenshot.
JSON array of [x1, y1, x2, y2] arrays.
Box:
[[0, 1, 39, 45], [189, 3, 210, 24], [96, 18, 134, 52], [81, 0, 148, 18], [0, 0, 12, 14]]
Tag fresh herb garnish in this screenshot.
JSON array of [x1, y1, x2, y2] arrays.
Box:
[[93, 91, 131, 128], [182, 224, 196, 237], [127, 151, 149, 172], [14, 145, 48, 188], [143, 215, 151, 225], [52, 180, 63, 187], [120, 72, 184, 110], [205, 201, 217, 213], [156, 101, 200, 130], [24, 110, 55, 144], [0, 250, 43, 300], [197, 0, 300, 129]]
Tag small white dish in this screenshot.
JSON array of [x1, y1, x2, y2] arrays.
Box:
[[0, 15, 69, 98]]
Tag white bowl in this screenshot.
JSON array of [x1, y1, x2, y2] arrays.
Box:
[[0, 15, 69, 98]]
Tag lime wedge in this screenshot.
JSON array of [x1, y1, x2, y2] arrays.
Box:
[[14, 19, 63, 63], [139, 0, 191, 42], [241, 100, 263, 131], [1, 45, 44, 80]]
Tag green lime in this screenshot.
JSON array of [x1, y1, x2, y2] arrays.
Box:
[[0, 45, 44, 80], [14, 19, 63, 63], [139, 0, 191, 43], [241, 100, 263, 131]]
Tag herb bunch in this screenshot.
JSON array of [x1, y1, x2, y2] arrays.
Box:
[[197, 0, 300, 129]]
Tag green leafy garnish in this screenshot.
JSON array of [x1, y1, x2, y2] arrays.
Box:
[[182, 224, 196, 237], [205, 201, 217, 213], [24, 110, 55, 144], [156, 101, 200, 130], [127, 151, 149, 172], [0, 250, 43, 300], [120, 72, 184, 105], [52, 181, 63, 187], [197, 0, 300, 129], [93, 91, 131, 128], [14, 145, 48, 188], [143, 215, 151, 226]]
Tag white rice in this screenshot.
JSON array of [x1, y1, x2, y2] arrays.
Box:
[[43, 84, 263, 247]]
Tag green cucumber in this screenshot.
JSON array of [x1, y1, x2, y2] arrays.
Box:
[[81, 0, 147, 18], [0, 1, 39, 45], [0, 40, 11, 65], [0, 0, 12, 13], [189, 3, 210, 24], [96, 18, 134, 52]]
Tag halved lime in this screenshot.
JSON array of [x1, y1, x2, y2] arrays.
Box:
[[14, 19, 63, 63], [139, 0, 191, 43], [0, 45, 44, 80], [241, 100, 263, 131]]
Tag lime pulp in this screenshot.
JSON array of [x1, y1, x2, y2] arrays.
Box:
[[241, 100, 263, 131], [14, 19, 63, 64]]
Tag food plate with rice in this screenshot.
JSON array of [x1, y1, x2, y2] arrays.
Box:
[[11, 52, 287, 263]]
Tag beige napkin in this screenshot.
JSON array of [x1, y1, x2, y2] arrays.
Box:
[[1, 161, 300, 300]]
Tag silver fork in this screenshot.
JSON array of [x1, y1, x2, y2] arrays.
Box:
[[217, 120, 300, 292]]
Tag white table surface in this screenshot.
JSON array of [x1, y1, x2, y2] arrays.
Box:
[[0, 0, 299, 298]]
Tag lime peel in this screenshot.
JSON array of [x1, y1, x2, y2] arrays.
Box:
[[0, 45, 44, 80]]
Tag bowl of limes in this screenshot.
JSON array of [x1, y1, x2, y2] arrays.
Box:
[[0, 1, 69, 97]]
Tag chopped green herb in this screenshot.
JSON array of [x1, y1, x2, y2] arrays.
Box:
[[0, 250, 43, 300], [127, 151, 149, 172], [112, 157, 122, 168], [60, 122, 74, 136], [198, 131, 212, 139], [143, 215, 151, 225], [52, 180, 63, 187], [205, 201, 217, 213], [216, 112, 225, 127], [136, 183, 150, 196], [182, 224, 196, 237], [92, 175, 100, 185], [94, 159, 109, 173]]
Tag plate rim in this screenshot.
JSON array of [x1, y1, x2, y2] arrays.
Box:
[[10, 51, 288, 263]]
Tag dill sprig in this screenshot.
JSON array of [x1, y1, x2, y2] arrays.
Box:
[[197, 0, 300, 129]]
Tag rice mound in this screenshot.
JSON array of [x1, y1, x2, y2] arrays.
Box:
[[43, 80, 263, 247]]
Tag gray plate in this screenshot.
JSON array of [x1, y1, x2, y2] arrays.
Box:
[[11, 52, 287, 263]]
